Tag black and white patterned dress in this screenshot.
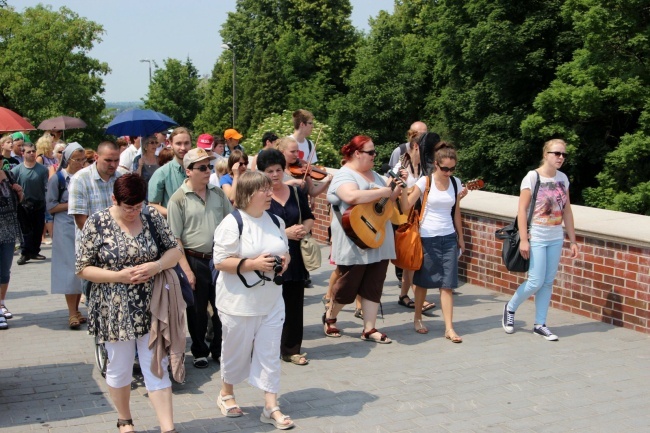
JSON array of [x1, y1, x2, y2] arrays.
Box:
[[75, 206, 177, 343]]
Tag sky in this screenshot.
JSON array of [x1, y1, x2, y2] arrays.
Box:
[[9, 0, 395, 102]]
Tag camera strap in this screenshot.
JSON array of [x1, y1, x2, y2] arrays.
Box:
[[236, 258, 271, 288]]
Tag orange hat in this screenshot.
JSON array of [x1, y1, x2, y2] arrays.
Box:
[[224, 128, 243, 140]]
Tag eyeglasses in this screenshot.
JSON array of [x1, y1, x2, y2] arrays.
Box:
[[359, 150, 377, 156], [57, 150, 63, 154], [120, 203, 143, 213], [239, 162, 248, 166], [258, 188, 272, 194], [547, 151, 568, 158], [437, 165, 456, 173], [192, 164, 214, 172], [148, 141, 158, 146]]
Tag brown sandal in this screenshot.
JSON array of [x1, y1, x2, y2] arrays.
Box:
[[322, 312, 341, 338], [116, 418, 135, 432], [76, 311, 87, 324], [360, 328, 392, 344], [69, 315, 81, 329]]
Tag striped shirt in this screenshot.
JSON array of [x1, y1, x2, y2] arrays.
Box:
[[68, 163, 121, 218]]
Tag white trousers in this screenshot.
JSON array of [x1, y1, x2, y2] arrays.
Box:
[[104, 333, 171, 392], [218, 296, 285, 394]]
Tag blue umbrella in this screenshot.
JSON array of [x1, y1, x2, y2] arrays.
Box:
[[105, 109, 177, 137]]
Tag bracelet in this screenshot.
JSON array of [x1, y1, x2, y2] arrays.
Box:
[[156, 260, 163, 274], [570, 241, 578, 245]]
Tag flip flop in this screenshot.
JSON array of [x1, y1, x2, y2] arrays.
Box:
[[398, 295, 415, 309], [422, 301, 436, 312], [445, 330, 463, 343], [414, 320, 428, 334]]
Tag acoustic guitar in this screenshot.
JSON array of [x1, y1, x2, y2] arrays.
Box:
[[341, 172, 404, 249], [388, 178, 485, 226]]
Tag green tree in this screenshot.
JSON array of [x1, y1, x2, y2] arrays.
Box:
[[522, 0, 650, 211], [197, 0, 359, 135], [425, 0, 577, 194], [143, 58, 200, 129], [193, 60, 233, 135], [0, 5, 109, 143]]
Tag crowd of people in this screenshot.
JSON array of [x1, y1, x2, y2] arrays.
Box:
[[0, 109, 579, 431]]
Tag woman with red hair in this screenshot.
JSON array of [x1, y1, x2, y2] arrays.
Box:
[[325, 136, 406, 344]]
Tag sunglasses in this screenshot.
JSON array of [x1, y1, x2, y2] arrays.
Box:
[[437, 165, 456, 173], [359, 150, 377, 156], [547, 151, 568, 158], [57, 150, 63, 154], [239, 162, 248, 166], [192, 164, 214, 172]]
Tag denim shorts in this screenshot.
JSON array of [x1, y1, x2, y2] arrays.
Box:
[[44, 210, 54, 223], [413, 233, 458, 289]]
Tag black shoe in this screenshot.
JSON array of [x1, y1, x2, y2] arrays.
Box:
[[533, 324, 558, 341], [17, 255, 29, 265], [30, 254, 46, 260], [502, 303, 515, 334], [305, 279, 313, 288]]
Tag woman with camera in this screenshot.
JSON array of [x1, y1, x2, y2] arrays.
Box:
[[257, 149, 315, 366], [213, 171, 294, 430]]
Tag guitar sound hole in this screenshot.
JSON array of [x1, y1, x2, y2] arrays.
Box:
[[374, 203, 383, 214]]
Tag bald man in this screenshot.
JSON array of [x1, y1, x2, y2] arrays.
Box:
[[388, 121, 428, 169]]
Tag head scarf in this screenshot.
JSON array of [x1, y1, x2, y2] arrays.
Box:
[[60, 142, 84, 170]]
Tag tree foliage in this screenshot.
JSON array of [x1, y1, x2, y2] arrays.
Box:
[[143, 58, 201, 129], [522, 0, 650, 213], [197, 0, 360, 136], [0, 5, 109, 144]]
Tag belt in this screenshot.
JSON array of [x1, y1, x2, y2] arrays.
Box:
[[184, 249, 212, 260]]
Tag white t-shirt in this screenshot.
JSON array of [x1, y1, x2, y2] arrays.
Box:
[[291, 134, 318, 163], [118, 144, 138, 174], [213, 210, 289, 316], [415, 174, 461, 237], [521, 170, 569, 242], [209, 173, 221, 188]]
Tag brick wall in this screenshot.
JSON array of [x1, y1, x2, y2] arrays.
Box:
[[310, 195, 650, 334]]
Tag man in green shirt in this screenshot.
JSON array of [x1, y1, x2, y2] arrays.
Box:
[[11, 142, 49, 265], [147, 127, 192, 217], [167, 148, 232, 368]]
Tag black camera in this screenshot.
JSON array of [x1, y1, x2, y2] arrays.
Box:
[[272, 255, 283, 273], [272, 255, 283, 285]]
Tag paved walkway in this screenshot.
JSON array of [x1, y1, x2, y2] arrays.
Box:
[[1, 244, 649, 433]]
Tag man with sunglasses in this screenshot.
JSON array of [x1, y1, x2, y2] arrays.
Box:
[[11, 142, 49, 265], [167, 148, 232, 369]]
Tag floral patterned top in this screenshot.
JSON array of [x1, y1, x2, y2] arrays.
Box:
[[75, 206, 177, 343], [0, 172, 22, 244]]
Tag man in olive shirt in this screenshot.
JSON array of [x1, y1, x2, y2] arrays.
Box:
[[148, 127, 192, 217], [167, 148, 232, 368]]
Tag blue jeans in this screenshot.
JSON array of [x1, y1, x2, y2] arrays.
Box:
[[507, 238, 563, 325], [0, 242, 15, 284]]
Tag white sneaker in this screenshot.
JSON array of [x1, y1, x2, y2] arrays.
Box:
[[533, 324, 558, 341]]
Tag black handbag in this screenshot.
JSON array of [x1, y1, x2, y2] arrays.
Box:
[[495, 171, 540, 272], [143, 207, 194, 307]]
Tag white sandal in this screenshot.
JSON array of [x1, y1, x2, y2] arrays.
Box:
[[217, 393, 243, 418], [260, 406, 294, 430]]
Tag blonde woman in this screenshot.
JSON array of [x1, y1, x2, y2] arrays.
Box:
[[220, 150, 248, 202], [502, 139, 579, 341], [275, 136, 332, 196]]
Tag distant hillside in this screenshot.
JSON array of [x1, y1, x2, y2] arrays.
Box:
[[106, 101, 143, 114]]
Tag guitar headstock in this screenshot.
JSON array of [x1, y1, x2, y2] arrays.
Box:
[[464, 179, 485, 191]]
